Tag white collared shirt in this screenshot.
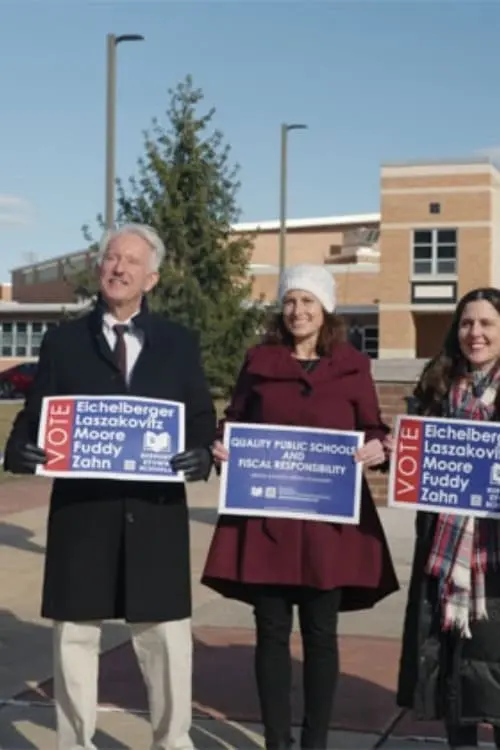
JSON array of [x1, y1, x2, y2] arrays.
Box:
[[102, 311, 144, 383]]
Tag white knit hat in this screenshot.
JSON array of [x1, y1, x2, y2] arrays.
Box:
[[279, 264, 336, 313]]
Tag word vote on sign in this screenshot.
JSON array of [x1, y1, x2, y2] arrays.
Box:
[[389, 415, 500, 518]]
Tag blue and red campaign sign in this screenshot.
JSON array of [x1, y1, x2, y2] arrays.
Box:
[[218, 422, 364, 525], [388, 415, 500, 518], [36, 395, 185, 482]]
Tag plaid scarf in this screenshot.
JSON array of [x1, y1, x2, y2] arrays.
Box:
[[426, 363, 500, 639]]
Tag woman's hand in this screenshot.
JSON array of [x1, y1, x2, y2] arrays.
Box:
[[354, 438, 386, 468], [212, 440, 229, 463], [383, 434, 395, 455]]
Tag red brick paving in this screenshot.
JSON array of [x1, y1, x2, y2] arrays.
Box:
[[4, 481, 493, 741], [21, 627, 401, 735], [0, 477, 50, 517], [19, 626, 497, 741]]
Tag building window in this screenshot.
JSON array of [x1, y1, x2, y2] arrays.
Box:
[[64, 254, 88, 277], [412, 228, 457, 276], [363, 326, 379, 358], [348, 324, 379, 359], [15, 322, 28, 356], [0, 321, 53, 357], [37, 262, 59, 283], [21, 269, 35, 285], [429, 202, 441, 215], [1, 323, 13, 357], [30, 322, 45, 356]]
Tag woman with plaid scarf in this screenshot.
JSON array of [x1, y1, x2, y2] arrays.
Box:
[[396, 288, 500, 748]]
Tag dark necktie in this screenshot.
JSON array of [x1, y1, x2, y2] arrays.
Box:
[[113, 324, 129, 378]]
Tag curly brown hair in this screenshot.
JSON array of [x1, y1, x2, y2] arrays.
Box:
[[261, 309, 347, 356], [414, 287, 500, 416]]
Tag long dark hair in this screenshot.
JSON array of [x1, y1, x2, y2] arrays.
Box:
[[415, 287, 500, 415], [261, 310, 346, 356]]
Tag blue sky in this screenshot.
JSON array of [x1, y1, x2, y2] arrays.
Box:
[[0, 0, 498, 282]]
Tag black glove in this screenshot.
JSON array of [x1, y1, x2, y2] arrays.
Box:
[[5, 440, 48, 475], [170, 447, 213, 482]]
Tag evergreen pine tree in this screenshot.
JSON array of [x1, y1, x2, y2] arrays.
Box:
[[80, 76, 265, 394]]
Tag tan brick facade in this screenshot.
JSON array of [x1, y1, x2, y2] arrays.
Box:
[[245, 227, 345, 267], [378, 309, 415, 354], [5, 158, 500, 368], [378, 161, 500, 359], [456, 226, 492, 293], [377, 228, 411, 304], [381, 191, 491, 226], [250, 267, 379, 308], [381, 172, 495, 190]]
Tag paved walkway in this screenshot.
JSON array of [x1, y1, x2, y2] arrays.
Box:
[[0, 475, 494, 748]]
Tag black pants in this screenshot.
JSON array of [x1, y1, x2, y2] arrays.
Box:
[[253, 586, 342, 750], [446, 723, 500, 747]]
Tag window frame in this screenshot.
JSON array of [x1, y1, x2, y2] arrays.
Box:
[[411, 228, 458, 277], [0, 320, 53, 358], [348, 324, 379, 359]]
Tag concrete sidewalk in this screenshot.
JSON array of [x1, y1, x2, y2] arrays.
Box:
[[0, 475, 481, 749], [0, 707, 456, 750]]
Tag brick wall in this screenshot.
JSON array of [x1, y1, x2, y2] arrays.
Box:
[[366, 359, 426, 506], [378, 163, 496, 358]]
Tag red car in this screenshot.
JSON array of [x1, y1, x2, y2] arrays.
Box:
[[0, 362, 37, 399]]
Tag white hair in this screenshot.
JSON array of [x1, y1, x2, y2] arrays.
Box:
[[98, 223, 166, 272]]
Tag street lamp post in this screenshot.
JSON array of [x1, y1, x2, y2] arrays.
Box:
[[278, 122, 307, 277], [105, 33, 144, 230]]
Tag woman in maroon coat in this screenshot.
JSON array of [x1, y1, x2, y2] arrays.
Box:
[[202, 264, 399, 750]]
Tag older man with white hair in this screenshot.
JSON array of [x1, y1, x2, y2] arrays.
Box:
[[4, 224, 216, 750]]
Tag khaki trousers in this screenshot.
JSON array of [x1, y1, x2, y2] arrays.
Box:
[[53, 619, 194, 750]]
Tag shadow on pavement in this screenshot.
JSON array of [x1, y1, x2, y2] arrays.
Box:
[[191, 636, 397, 735], [28, 630, 400, 736], [1, 614, 413, 746], [0, 611, 128, 749], [0, 705, 129, 749], [189, 506, 218, 526], [0, 520, 45, 554]]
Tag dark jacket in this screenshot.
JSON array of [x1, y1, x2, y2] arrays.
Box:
[[397, 412, 500, 726], [4, 298, 216, 623], [202, 342, 399, 611]]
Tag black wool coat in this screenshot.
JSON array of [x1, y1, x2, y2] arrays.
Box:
[[4, 298, 216, 623]]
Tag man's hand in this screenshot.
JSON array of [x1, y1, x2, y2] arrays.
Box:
[[6, 441, 48, 475], [170, 447, 213, 482]]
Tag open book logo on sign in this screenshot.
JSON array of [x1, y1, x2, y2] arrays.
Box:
[[142, 431, 171, 453], [490, 463, 500, 486]]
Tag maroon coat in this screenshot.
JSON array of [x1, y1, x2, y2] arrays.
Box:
[[202, 342, 399, 612]]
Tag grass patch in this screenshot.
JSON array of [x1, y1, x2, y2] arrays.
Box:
[[215, 399, 227, 420], [0, 401, 22, 482], [0, 402, 21, 447]]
